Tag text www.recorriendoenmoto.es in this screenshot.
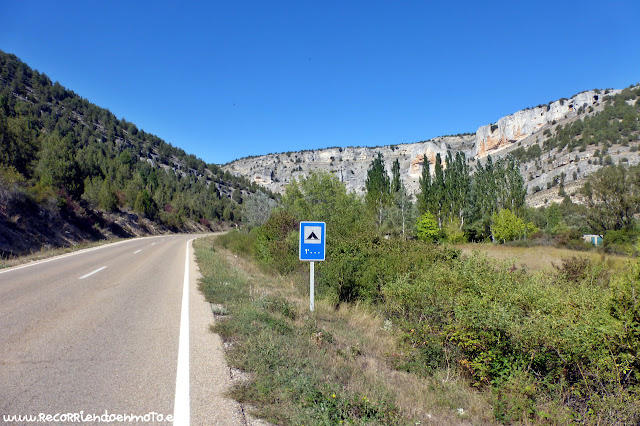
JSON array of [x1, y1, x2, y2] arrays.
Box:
[[3, 411, 173, 424]]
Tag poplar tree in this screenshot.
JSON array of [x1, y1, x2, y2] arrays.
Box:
[[386, 158, 413, 239], [417, 156, 432, 215], [505, 156, 526, 215], [391, 159, 401, 193], [433, 153, 445, 227], [468, 154, 526, 240], [365, 152, 391, 227], [445, 151, 470, 227]]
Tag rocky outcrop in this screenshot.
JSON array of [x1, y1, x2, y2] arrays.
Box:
[[224, 137, 475, 196], [475, 90, 614, 157], [223, 87, 634, 208]]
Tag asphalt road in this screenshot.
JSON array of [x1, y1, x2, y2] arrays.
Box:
[[0, 235, 244, 425]]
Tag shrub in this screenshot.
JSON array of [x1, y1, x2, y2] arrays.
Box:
[[255, 210, 300, 274], [443, 218, 467, 244], [603, 228, 639, 255], [554, 256, 590, 283]]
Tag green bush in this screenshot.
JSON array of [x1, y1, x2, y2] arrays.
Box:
[[255, 209, 300, 274], [443, 218, 467, 243], [216, 228, 257, 257], [603, 228, 639, 255], [380, 250, 640, 423], [318, 236, 459, 304], [491, 208, 537, 243]]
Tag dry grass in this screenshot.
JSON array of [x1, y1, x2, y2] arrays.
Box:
[[455, 243, 630, 273], [313, 300, 495, 425]]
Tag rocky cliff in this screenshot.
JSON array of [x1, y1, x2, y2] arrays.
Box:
[[475, 90, 613, 157], [224, 136, 475, 196], [223, 87, 637, 207]]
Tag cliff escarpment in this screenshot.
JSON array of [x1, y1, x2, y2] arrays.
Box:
[[223, 86, 639, 208]]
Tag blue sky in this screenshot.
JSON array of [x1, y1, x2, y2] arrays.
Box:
[[2, 1, 639, 165]]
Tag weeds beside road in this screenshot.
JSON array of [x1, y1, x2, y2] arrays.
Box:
[[195, 236, 492, 425]]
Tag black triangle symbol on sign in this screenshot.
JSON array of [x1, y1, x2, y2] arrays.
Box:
[[307, 232, 319, 240]]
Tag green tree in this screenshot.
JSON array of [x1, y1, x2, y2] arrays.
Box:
[[82, 176, 117, 212], [35, 131, 82, 197], [491, 208, 537, 243], [98, 178, 118, 212], [365, 152, 391, 227], [283, 171, 364, 236], [391, 158, 401, 193], [444, 151, 471, 227], [242, 191, 277, 228], [468, 155, 526, 240], [580, 164, 640, 231], [432, 153, 445, 226], [135, 189, 156, 218], [417, 156, 432, 215], [385, 181, 415, 239], [416, 212, 440, 242], [503, 156, 526, 215], [0, 116, 38, 176]]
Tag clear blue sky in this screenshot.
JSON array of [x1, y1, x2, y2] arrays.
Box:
[[2, 1, 639, 165]]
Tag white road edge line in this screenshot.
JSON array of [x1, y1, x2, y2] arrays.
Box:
[[133, 250, 142, 254], [173, 239, 192, 425], [79, 266, 107, 280]]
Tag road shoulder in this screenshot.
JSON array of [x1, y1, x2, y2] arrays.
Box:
[[189, 239, 246, 425]]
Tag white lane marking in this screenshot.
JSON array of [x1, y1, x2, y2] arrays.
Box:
[[173, 239, 193, 425], [133, 250, 142, 254], [151, 243, 156, 246], [79, 266, 107, 280]]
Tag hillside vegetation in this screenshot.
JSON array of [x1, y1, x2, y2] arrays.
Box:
[[516, 86, 640, 204], [0, 50, 273, 256]]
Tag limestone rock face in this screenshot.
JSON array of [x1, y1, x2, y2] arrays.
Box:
[[475, 90, 609, 157], [223, 87, 633, 207], [224, 137, 475, 196]]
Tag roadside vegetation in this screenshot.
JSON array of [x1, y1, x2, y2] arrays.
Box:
[[197, 149, 640, 423], [196, 236, 494, 424]]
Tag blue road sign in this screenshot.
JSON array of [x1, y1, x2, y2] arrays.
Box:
[[299, 221, 326, 261]]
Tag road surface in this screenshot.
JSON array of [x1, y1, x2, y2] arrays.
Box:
[[0, 235, 244, 425]]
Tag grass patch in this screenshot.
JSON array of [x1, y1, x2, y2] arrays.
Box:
[[194, 236, 494, 425], [456, 242, 629, 272]]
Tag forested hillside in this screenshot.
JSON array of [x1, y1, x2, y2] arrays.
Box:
[[0, 50, 273, 256]]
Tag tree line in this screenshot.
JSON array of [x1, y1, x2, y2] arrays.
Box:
[[363, 150, 530, 243]]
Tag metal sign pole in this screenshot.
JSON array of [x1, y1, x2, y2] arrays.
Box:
[[310, 261, 315, 312], [299, 221, 325, 312]]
